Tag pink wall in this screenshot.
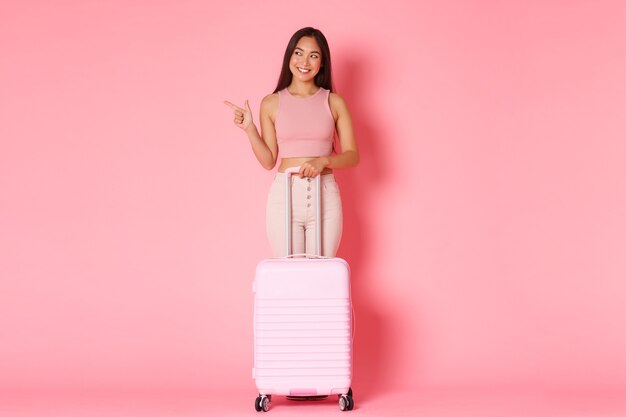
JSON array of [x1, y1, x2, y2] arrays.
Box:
[[2, 0, 626, 397]]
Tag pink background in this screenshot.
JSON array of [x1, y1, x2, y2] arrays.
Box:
[[2, 0, 626, 414]]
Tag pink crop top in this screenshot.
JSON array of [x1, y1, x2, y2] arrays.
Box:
[[275, 88, 335, 158]]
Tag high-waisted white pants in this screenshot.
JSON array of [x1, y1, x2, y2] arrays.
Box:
[[266, 173, 343, 257]]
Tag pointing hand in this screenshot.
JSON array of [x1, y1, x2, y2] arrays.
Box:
[[224, 99, 253, 130]]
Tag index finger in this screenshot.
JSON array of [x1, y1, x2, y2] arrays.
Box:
[[224, 100, 242, 111]]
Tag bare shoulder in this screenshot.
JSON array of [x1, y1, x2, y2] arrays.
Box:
[[261, 93, 279, 108], [329, 92, 348, 108], [329, 92, 350, 120], [260, 93, 279, 119]]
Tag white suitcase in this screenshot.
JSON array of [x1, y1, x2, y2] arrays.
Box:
[[252, 168, 354, 412]]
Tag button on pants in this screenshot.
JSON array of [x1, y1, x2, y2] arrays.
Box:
[[266, 173, 343, 257]]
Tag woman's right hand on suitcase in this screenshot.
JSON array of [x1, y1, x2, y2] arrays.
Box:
[[224, 100, 253, 131]]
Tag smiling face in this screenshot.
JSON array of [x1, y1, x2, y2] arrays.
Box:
[[289, 36, 323, 83]]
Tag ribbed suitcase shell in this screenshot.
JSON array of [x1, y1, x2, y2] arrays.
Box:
[[253, 256, 352, 396]]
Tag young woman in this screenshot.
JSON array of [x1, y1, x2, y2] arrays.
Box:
[[225, 27, 358, 257]]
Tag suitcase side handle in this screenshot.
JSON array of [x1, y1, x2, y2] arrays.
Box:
[[284, 167, 322, 257]]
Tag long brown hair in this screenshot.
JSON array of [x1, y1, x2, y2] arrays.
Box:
[[273, 27, 334, 93]]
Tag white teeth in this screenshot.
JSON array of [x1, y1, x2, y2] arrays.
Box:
[[298, 67, 310, 73]]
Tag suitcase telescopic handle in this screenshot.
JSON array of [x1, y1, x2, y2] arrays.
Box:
[[284, 167, 322, 257]]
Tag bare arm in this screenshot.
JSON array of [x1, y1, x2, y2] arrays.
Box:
[[224, 95, 278, 170]]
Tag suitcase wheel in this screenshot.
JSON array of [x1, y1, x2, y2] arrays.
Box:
[[339, 388, 354, 411], [255, 394, 270, 412]]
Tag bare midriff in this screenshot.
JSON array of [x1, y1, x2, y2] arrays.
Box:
[[278, 157, 333, 174]]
